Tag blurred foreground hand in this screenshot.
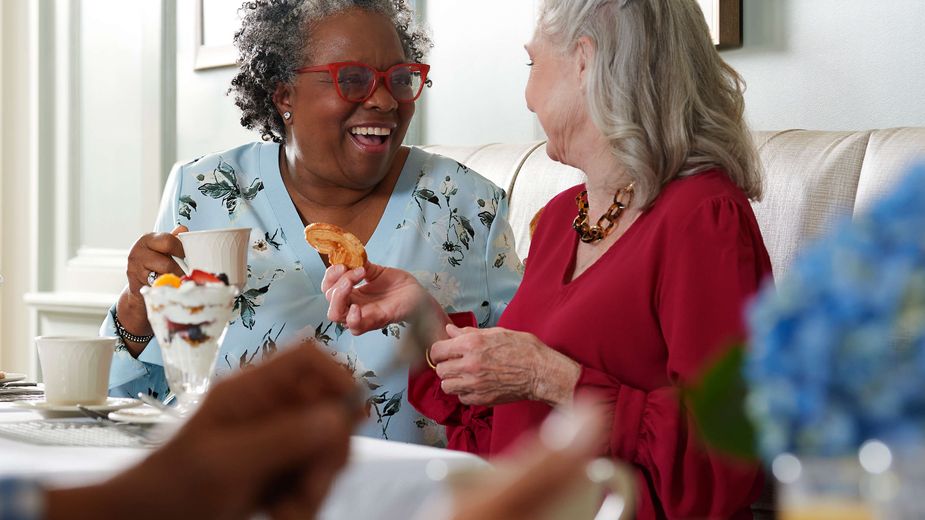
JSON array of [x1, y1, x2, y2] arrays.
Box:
[[45, 341, 359, 520], [448, 403, 636, 520]]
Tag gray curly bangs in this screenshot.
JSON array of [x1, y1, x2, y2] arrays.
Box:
[[229, 0, 432, 143], [538, 0, 762, 206]]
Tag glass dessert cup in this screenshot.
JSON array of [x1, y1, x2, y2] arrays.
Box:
[[141, 281, 238, 415]]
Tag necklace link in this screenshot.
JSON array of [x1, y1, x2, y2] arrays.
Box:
[[572, 183, 635, 244]]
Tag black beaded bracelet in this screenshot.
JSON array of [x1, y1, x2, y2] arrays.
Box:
[[112, 309, 154, 344]]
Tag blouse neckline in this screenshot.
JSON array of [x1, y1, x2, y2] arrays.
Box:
[[560, 190, 649, 287], [259, 142, 423, 293]]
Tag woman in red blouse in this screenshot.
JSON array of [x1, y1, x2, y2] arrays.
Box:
[[323, 0, 771, 517]]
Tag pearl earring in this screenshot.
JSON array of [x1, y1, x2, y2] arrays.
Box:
[[283, 111, 292, 120]]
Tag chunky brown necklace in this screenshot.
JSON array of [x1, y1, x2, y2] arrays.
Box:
[[573, 183, 635, 243]]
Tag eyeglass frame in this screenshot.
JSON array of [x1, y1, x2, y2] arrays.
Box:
[[292, 61, 432, 104]]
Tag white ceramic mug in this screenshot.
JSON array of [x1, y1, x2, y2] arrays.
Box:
[[36, 336, 117, 405], [175, 227, 251, 289]]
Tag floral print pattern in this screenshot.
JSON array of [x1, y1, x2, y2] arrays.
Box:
[[104, 143, 522, 444]]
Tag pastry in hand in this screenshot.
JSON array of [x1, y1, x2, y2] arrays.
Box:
[[304, 223, 367, 269]]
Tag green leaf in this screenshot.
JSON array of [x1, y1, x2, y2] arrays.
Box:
[[238, 299, 256, 330], [179, 195, 197, 210], [243, 284, 270, 299], [478, 210, 495, 228], [681, 345, 758, 460], [382, 391, 404, 417], [224, 195, 238, 215], [460, 216, 475, 237], [198, 182, 234, 199], [414, 189, 440, 206], [240, 179, 264, 200], [216, 160, 237, 185], [265, 229, 283, 249]]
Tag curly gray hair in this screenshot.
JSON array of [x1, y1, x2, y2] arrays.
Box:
[[229, 0, 432, 143]]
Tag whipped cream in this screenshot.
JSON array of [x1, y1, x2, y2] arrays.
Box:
[[141, 282, 238, 400]]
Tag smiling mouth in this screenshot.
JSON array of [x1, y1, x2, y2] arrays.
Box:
[[349, 126, 392, 148]]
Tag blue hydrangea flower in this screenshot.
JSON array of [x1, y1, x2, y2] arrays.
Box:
[[747, 163, 925, 459]]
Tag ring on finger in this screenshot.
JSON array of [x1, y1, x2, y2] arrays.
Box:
[[147, 271, 158, 286]]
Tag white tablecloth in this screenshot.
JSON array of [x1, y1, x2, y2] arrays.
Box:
[[0, 403, 487, 519]]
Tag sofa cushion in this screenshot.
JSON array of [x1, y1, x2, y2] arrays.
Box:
[[425, 128, 925, 278], [854, 128, 925, 215], [506, 143, 585, 260], [750, 130, 872, 277], [419, 143, 543, 197]]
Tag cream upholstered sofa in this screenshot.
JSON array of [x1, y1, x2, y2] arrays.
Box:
[[424, 128, 925, 279], [424, 128, 925, 517]]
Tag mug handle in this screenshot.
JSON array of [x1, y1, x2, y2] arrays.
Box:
[[171, 255, 192, 276]]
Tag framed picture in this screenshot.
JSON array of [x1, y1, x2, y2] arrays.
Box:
[[697, 0, 742, 49], [194, 0, 239, 70]]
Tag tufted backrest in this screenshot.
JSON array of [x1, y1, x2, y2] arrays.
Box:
[[423, 128, 925, 278]]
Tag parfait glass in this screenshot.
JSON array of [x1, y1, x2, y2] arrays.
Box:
[[140, 281, 238, 415]]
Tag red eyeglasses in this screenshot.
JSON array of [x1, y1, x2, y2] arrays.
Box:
[[293, 62, 431, 103]]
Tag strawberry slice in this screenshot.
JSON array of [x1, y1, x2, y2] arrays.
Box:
[[181, 269, 223, 285]]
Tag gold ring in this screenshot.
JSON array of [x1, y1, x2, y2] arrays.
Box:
[[425, 347, 436, 370]]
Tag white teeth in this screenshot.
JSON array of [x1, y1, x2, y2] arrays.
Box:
[[350, 127, 392, 136]]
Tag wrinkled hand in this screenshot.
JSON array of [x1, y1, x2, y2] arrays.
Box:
[[431, 325, 582, 407], [46, 342, 358, 520], [322, 262, 432, 335]]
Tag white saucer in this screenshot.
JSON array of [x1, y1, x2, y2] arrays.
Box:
[[0, 373, 27, 384], [108, 405, 178, 424], [13, 397, 142, 418]]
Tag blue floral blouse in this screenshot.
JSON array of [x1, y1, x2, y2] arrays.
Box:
[[101, 142, 523, 444]]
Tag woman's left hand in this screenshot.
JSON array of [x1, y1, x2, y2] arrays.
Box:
[[430, 325, 582, 407]]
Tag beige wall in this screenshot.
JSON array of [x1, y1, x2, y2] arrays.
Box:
[[725, 0, 925, 131], [0, 0, 35, 374]]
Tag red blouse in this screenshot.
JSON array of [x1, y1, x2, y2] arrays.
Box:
[[409, 170, 772, 519]]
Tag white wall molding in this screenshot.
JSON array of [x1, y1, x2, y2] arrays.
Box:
[[26, 0, 178, 299], [13, 0, 178, 372], [24, 292, 117, 315]]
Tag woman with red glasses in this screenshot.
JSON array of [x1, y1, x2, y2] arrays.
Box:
[[323, 0, 772, 517], [102, 0, 522, 445]]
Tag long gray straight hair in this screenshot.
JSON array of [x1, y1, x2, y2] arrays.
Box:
[[538, 0, 762, 206]]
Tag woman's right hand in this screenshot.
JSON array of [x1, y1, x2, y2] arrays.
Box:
[[116, 226, 187, 355], [124, 225, 187, 298], [322, 262, 435, 335]]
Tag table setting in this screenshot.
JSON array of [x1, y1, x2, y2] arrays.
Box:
[[0, 227, 499, 519], [0, 226, 634, 519]]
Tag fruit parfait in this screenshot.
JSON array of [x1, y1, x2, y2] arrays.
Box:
[[140, 269, 239, 414]]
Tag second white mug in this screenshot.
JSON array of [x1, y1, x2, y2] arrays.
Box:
[[36, 336, 118, 406]]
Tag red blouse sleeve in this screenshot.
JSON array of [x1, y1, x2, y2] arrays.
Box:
[[407, 311, 493, 455], [575, 196, 771, 519]]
